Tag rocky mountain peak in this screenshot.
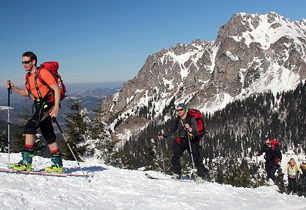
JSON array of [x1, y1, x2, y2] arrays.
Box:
[[101, 12, 306, 143]]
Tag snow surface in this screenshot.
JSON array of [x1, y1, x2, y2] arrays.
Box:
[[1, 153, 305, 210], [231, 13, 305, 49], [209, 44, 219, 73], [162, 43, 206, 81], [225, 51, 239, 62]]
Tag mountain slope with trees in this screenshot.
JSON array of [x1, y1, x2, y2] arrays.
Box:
[[116, 81, 306, 193]]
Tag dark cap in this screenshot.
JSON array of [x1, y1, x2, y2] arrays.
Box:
[[176, 103, 188, 112], [176, 103, 186, 109]]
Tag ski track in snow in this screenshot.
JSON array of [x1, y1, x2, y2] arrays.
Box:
[[0, 153, 305, 210]]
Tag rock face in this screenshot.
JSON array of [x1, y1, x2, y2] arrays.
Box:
[[101, 12, 306, 142]]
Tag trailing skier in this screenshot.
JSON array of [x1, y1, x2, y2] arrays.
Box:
[[158, 103, 208, 181], [297, 162, 306, 195], [6, 51, 64, 173], [285, 158, 303, 194], [256, 136, 282, 185]]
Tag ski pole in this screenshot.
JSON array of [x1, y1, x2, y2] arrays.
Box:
[[186, 130, 196, 176], [7, 84, 12, 165], [52, 117, 85, 176], [180, 119, 197, 177]]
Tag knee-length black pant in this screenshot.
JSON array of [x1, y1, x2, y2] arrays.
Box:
[[171, 137, 206, 177]]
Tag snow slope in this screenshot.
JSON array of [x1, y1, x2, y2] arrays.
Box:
[[0, 153, 305, 210]]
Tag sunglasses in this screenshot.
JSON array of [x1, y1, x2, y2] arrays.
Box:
[[22, 60, 32, 64], [176, 108, 184, 112]]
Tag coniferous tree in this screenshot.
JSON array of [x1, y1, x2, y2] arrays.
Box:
[[215, 163, 224, 183], [91, 99, 114, 161], [276, 168, 286, 193], [237, 159, 252, 187], [62, 99, 89, 161]]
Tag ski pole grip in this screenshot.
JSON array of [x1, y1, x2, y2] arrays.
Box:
[[7, 80, 13, 93], [8, 86, 12, 95]]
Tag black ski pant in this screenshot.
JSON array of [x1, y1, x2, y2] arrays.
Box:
[[24, 101, 56, 144], [171, 137, 206, 177], [265, 162, 277, 182], [300, 176, 306, 195], [288, 176, 297, 193]]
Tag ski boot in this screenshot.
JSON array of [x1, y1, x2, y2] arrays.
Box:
[[10, 149, 34, 172], [195, 176, 205, 183], [171, 173, 181, 180], [45, 152, 64, 173]]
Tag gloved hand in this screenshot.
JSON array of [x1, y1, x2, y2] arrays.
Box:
[[187, 132, 194, 140], [275, 159, 281, 167], [158, 132, 165, 140]]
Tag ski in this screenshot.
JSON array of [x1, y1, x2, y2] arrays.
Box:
[[145, 173, 202, 183], [145, 173, 165, 180], [145, 173, 177, 180], [0, 167, 91, 178]]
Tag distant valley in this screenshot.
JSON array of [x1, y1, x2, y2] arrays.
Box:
[[0, 82, 122, 124]]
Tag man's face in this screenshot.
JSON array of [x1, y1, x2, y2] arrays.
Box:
[[22, 56, 35, 71], [176, 107, 185, 117], [265, 139, 271, 145]]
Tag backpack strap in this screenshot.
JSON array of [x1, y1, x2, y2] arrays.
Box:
[[35, 68, 53, 99], [25, 68, 53, 101], [185, 114, 193, 125], [34, 69, 43, 99], [25, 72, 31, 99]]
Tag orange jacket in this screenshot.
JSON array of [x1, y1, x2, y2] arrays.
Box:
[[26, 68, 56, 100]]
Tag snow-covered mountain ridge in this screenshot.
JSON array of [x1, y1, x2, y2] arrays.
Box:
[[101, 12, 306, 142]]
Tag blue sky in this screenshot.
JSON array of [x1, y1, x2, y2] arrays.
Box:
[[1, 0, 305, 85]]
